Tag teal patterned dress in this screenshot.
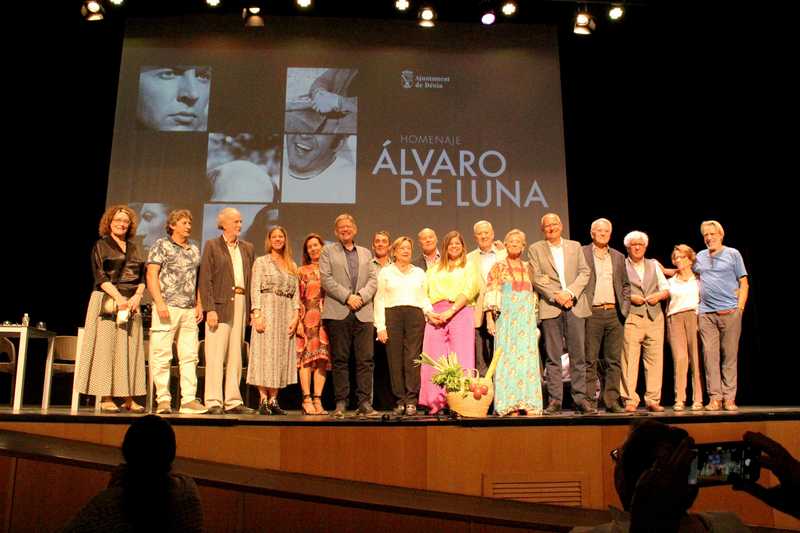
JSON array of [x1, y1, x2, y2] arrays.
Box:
[[485, 260, 543, 416]]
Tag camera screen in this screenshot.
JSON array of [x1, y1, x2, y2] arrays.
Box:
[[688, 443, 757, 485]]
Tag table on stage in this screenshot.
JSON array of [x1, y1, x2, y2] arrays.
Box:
[[0, 325, 56, 412]]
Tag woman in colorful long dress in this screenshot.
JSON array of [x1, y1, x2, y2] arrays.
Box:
[[296, 233, 332, 415], [419, 230, 480, 414], [485, 229, 543, 416], [248, 226, 300, 415]]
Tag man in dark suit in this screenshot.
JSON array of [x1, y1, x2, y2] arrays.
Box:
[[528, 213, 595, 415], [412, 227, 439, 271], [198, 207, 256, 415], [320, 214, 379, 417], [582, 218, 630, 413]]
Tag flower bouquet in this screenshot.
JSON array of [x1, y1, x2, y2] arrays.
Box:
[[415, 351, 498, 417]]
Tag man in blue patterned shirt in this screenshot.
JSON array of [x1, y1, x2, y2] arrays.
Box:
[[146, 209, 207, 414]]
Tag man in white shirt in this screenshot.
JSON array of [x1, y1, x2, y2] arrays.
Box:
[[413, 228, 440, 272], [466, 220, 506, 376]]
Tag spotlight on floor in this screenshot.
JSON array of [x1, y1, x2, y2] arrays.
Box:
[[608, 3, 624, 21], [297, 0, 312, 8], [573, 6, 595, 35], [206, 0, 221, 7], [418, 6, 435, 28], [481, 9, 496, 25], [81, 0, 105, 21], [395, 0, 410, 11]]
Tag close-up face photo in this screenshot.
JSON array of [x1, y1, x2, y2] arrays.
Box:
[[137, 65, 211, 131], [285, 133, 342, 176], [135, 203, 169, 249]]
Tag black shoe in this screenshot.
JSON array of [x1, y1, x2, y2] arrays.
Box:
[[357, 403, 381, 418], [392, 404, 406, 416], [544, 400, 562, 415], [268, 400, 287, 416], [206, 406, 224, 415], [332, 400, 347, 418], [606, 403, 626, 414], [225, 404, 256, 415], [575, 400, 598, 415], [257, 400, 271, 415]]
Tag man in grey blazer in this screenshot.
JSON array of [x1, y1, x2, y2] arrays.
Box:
[[198, 207, 256, 415], [528, 213, 596, 414], [320, 214, 379, 417], [582, 218, 630, 414]]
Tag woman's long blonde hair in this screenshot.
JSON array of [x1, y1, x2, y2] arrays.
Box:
[[265, 226, 298, 275]]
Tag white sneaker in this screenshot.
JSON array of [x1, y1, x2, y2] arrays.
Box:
[[180, 400, 208, 414], [156, 401, 172, 414]]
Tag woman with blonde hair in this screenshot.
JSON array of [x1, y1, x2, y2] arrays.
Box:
[[248, 226, 300, 415], [419, 230, 480, 414], [76, 205, 147, 413]]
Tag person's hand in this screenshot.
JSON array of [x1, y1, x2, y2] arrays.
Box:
[[311, 89, 341, 113], [646, 294, 662, 306], [296, 322, 305, 338], [554, 291, 573, 308], [486, 317, 497, 337], [377, 330, 388, 344], [194, 303, 203, 324], [346, 294, 363, 311], [629, 436, 696, 532], [631, 294, 646, 306], [206, 310, 219, 330], [115, 296, 129, 311], [734, 431, 800, 519], [426, 312, 443, 327], [156, 303, 170, 321], [127, 294, 142, 314], [288, 318, 298, 337], [254, 316, 266, 333]]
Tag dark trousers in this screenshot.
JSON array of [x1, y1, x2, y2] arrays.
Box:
[[385, 306, 425, 406], [325, 314, 374, 406], [475, 322, 495, 376], [541, 309, 587, 404], [585, 307, 624, 408]]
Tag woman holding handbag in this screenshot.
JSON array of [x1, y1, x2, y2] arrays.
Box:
[[76, 205, 147, 413]]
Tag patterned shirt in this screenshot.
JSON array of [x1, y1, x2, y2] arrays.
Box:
[[147, 237, 201, 309]]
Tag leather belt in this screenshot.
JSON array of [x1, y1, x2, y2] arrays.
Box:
[[711, 309, 736, 315], [592, 303, 616, 310], [233, 287, 246, 295]]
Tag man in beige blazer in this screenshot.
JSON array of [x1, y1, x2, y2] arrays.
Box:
[[466, 220, 507, 376], [528, 213, 595, 415], [198, 207, 256, 415]]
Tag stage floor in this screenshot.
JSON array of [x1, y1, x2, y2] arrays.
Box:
[[1, 404, 798, 427]]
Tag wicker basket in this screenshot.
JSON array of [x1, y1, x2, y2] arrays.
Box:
[[443, 347, 503, 418], [446, 376, 494, 417]]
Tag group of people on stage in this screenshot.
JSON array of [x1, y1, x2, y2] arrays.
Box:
[[76, 205, 748, 417]]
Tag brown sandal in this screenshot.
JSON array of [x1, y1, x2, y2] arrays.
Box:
[[302, 395, 315, 415], [312, 396, 328, 415]]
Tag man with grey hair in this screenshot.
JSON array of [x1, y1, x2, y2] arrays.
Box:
[[621, 230, 670, 413], [582, 218, 630, 413], [528, 213, 595, 414], [694, 220, 748, 411], [467, 220, 507, 375], [198, 207, 256, 414]]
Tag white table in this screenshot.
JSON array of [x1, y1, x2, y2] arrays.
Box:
[[0, 325, 56, 412]]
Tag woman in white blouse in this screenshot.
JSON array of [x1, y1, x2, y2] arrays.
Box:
[[374, 237, 433, 416], [666, 244, 704, 411]]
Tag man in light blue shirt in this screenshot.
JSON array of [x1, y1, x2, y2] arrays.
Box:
[[694, 220, 749, 412]]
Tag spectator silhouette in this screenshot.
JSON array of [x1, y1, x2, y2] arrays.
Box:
[[62, 415, 203, 532]]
